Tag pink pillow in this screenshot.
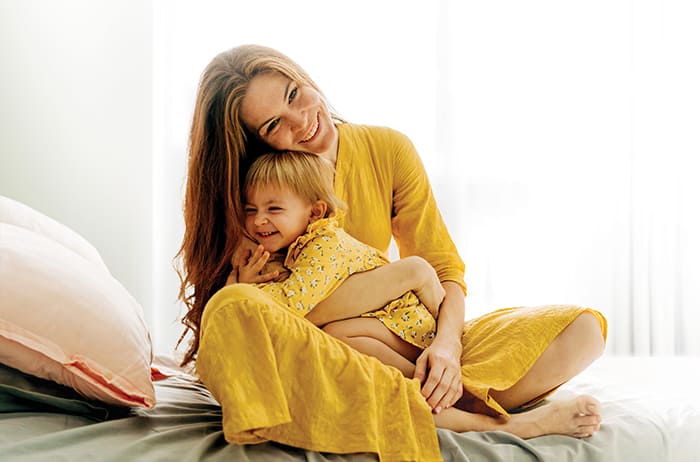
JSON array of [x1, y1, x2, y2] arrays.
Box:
[[0, 195, 108, 272], [0, 212, 154, 408]]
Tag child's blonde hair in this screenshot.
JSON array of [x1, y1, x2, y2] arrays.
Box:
[[244, 151, 344, 217]]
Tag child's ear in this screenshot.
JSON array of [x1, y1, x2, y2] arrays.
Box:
[[309, 200, 328, 223]]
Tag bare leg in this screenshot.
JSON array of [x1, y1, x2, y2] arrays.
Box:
[[322, 318, 422, 377], [439, 311, 606, 438], [434, 394, 602, 438], [328, 312, 606, 439], [489, 312, 606, 410]]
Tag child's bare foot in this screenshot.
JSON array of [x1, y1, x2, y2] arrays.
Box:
[[504, 395, 602, 439]]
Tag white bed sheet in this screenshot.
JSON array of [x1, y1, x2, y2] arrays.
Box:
[[2, 354, 698, 461], [554, 355, 700, 462]]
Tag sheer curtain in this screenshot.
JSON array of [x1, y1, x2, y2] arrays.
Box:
[[154, 0, 700, 356]]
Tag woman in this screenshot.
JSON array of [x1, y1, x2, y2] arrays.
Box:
[[176, 44, 607, 459]]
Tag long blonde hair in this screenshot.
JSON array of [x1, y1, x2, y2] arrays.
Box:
[[175, 44, 343, 365], [244, 151, 344, 217]]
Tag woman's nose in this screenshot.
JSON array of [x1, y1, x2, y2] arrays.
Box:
[[288, 109, 306, 129]]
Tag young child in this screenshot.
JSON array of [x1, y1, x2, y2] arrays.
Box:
[[238, 151, 444, 377]]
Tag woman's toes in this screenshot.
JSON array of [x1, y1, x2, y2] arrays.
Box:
[[575, 395, 601, 416], [575, 423, 600, 438], [575, 413, 601, 427]]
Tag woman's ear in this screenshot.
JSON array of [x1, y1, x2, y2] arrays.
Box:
[[309, 200, 328, 223]]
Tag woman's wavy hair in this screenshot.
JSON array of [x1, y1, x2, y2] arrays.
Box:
[[175, 44, 342, 365]]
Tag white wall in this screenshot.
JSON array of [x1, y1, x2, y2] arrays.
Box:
[[4, 0, 699, 357], [150, 0, 443, 353], [0, 0, 157, 346]]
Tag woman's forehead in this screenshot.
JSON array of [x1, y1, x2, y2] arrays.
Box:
[[240, 72, 291, 127]]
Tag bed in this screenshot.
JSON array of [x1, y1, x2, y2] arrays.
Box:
[[2, 196, 699, 461], [1, 354, 698, 461]]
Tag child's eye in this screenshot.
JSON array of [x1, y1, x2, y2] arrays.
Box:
[[244, 207, 256, 214], [269, 207, 283, 212]]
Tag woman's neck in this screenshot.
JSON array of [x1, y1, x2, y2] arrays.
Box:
[[318, 123, 339, 166]]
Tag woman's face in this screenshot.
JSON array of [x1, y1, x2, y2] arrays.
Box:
[[240, 72, 338, 160]]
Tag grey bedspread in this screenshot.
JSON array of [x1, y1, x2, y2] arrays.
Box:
[[1, 357, 695, 461]]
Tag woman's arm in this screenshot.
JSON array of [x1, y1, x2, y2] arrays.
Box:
[[385, 129, 466, 411], [306, 256, 444, 326]]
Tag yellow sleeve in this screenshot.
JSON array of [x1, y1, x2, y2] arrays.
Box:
[[389, 129, 467, 294]]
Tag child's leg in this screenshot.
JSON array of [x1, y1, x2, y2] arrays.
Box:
[[322, 318, 422, 377]]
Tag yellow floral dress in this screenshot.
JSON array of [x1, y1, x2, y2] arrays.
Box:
[[256, 213, 436, 349]]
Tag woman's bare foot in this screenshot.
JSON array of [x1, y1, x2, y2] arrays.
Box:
[[504, 395, 602, 439], [433, 394, 602, 439]]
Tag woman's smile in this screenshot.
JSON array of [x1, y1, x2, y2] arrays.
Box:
[[299, 113, 320, 144], [239, 72, 338, 161]]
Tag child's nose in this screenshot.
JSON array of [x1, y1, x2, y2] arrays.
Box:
[[254, 215, 268, 226]]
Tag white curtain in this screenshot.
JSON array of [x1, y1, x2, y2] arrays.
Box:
[[154, 0, 700, 356]]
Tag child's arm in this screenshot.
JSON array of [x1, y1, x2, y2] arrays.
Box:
[[249, 229, 363, 316], [306, 256, 444, 326]]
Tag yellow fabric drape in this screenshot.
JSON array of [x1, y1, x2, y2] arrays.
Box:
[[197, 284, 442, 462], [460, 305, 608, 416], [197, 285, 607, 460]]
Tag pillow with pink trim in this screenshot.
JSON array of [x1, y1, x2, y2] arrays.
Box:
[[0, 197, 154, 408]]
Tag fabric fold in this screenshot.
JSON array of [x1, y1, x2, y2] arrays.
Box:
[[460, 305, 608, 416], [197, 284, 441, 462]]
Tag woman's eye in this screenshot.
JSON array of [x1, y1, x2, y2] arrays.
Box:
[[266, 119, 279, 134], [288, 87, 297, 103]]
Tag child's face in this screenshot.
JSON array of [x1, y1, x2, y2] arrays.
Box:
[[244, 185, 315, 253]]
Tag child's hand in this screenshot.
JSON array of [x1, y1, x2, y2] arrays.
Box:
[[407, 256, 445, 318], [237, 245, 280, 284], [425, 298, 441, 319]]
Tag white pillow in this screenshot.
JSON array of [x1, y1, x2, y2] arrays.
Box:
[[0, 195, 107, 272], [0, 220, 154, 407]]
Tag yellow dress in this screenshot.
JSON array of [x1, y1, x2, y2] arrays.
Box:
[[196, 123, 608, 461], [333, 123, 607, 414], [255, 213, 436, 349]]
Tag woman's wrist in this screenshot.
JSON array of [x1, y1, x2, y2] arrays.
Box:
[[435, 282, 465, 340]]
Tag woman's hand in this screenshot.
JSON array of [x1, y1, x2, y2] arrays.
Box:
[[406, 256, 445, 318], [236, 245, 280, 284], [414, 334, 463, 413], [413, 281, 465, 413]]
